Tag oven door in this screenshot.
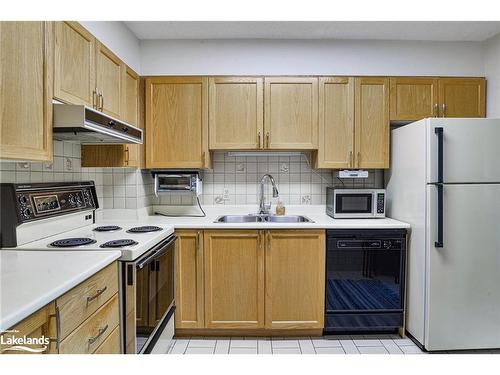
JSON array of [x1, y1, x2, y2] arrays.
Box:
[[334, 192, 374, 218], [123, 234, 176, 354]]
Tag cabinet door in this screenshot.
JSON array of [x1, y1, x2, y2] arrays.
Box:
[[1, 303, 56, 354], [354, 77, 390, 169], [264, 77, 318, 149], [204, 230, 265, 329], [265, 230, 325, 329], [316, 77, 354, 169], [0, 21, 53, 162], [54, 21, 95, 107], [145, 77, 209, 169], [95, 41, 124, 119], [209, 77, 264, 150], [175, 230, 204, 329], [390, 77, 439, 121], [123, 68, 142, 167], [438, 78, 486, 118]]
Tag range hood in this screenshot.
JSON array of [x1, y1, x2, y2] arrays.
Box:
[[53, 104, 143, 144]]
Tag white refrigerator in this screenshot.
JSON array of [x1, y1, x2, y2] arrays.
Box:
[[386, 118, 500, 351]]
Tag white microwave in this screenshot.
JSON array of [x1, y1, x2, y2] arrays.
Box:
[[153, 172, 202, 196], [326, 188, 386, 219]]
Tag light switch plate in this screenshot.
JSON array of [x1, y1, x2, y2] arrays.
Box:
[[338, 170, 369, 178]]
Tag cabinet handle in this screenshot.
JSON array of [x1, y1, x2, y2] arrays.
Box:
[[99, 92, 104, 111], [49, 306, 61, 351], [442, 103, 446, 118], [196, 231, 201, 251], [349, 151, 353, 168], [258, 131, 262, 148], [434, 103, 438, 117], [266, 132, 270, 148], [86, 286, 107, 304], [124, 148, 129, 166], [357, 152, 361, 168], [88, 324, 108, 345]]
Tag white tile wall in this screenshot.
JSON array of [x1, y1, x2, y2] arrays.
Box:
[[0, 140, 155, 210], [152, 152, 384, 206]]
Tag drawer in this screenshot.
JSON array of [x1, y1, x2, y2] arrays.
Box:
[[57, 262, 118, 339], [94, 325, 121, 354], [59, 293, 119, 354]]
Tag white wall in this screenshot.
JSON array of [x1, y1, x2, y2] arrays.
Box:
[[140, 39, 485, 76], [81, 21, 141, 73], [484, 33, 500, 117]]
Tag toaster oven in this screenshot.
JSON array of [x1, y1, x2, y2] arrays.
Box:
[[153, 172, 202, 196]]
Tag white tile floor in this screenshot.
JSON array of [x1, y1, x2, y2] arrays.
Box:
[[167, 334, 427, 354]]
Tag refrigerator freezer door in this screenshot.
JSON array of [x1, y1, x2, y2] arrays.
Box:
[[425, 183, 500, 351], [427, 119, 500, 183]]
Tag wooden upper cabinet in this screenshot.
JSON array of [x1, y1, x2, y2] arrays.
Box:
[[175, 230, 204, 329], [204, 230, 265, 329], [95, 41, 123, 119], [123, 67, 140, 126], [390, 77, 439, 121], [316, 77, 355, 169], [265, 230, 325, 329], [438, 78, 485, 118], [209, 77, 264, 150], [54, 21, 95, 107], [0, 21, 53, 162], [354, 77, 390, 169], [145, 77, 209, 169], [264, 77, 318, 149]]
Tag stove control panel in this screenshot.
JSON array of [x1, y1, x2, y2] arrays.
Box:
[[12, 182, 98, 221]]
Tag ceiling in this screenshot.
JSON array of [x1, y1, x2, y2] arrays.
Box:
[[125, 21, 500, 41]]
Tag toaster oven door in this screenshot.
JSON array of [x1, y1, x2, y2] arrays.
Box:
[[155, 174, 193, 193]]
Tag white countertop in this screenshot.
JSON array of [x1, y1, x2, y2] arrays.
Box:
[[0, 250, 120, 332], [98, 205, 410, 230]]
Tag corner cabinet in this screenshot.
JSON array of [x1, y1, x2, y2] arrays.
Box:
[[265, 230, 325, 329], [0, 21, 53, 162], [264, 77, 318, 149], [354, 77, 390, 169], [145, 77, 210, 169], [203, 230, 265, 329]]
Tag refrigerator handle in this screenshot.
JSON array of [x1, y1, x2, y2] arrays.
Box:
[[434, 127, 444, 248]]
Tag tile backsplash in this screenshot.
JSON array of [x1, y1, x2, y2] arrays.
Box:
[[1, 147, 383, 210], [152, 152, 384, 206], [0, 140, 154, 210]]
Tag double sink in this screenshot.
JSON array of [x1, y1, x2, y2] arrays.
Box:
[[215, 214, 313, 223]]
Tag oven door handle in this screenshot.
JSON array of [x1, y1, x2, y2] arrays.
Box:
[[136, 235, 176, 269]]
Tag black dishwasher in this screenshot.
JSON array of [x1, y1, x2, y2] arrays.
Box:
[[325, 229, 406, 333]]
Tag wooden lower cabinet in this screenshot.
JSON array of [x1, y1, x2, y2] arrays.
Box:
[[265, 230, 325, 329], [175, 229, 325, 334], [175, 230, 205, 329], [0, 303, 57, 354], [203, 230, 265, 329]]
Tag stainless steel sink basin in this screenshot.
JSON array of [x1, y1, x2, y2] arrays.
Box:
[[214, 214, 313, 223], [215, 215, 263, 223], [265, 215, 313, 223]]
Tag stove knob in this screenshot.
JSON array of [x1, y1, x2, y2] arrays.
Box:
[[69, 195, 76, 205], [383, 240, 392, 249], [23, 208, 32, 218], [18, 195, 28, 205]]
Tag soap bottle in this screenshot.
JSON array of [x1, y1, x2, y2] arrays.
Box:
[[275, 199, 285, 216]]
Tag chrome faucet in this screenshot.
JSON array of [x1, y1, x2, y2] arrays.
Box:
[[259, 174, 279, 215]]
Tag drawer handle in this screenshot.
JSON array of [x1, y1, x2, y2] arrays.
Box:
[[86, 287, 107, 304], [88, 324, 108, 345]]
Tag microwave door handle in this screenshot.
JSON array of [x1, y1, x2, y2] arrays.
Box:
[[434, 127, 444, 248]]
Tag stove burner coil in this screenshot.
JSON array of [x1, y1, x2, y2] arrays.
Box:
[[127, 226, 162, 233], [49, 238, 97, 248], [99, 239, 138, 248]]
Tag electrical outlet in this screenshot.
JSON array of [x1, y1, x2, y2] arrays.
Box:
[[223, 188, 230, 201], [17, 162, 29, 170], [280, 163, 289, 173], [65, 157, 73, 171], [236, 163, 246, 172], [301, 195, 312, 205]]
